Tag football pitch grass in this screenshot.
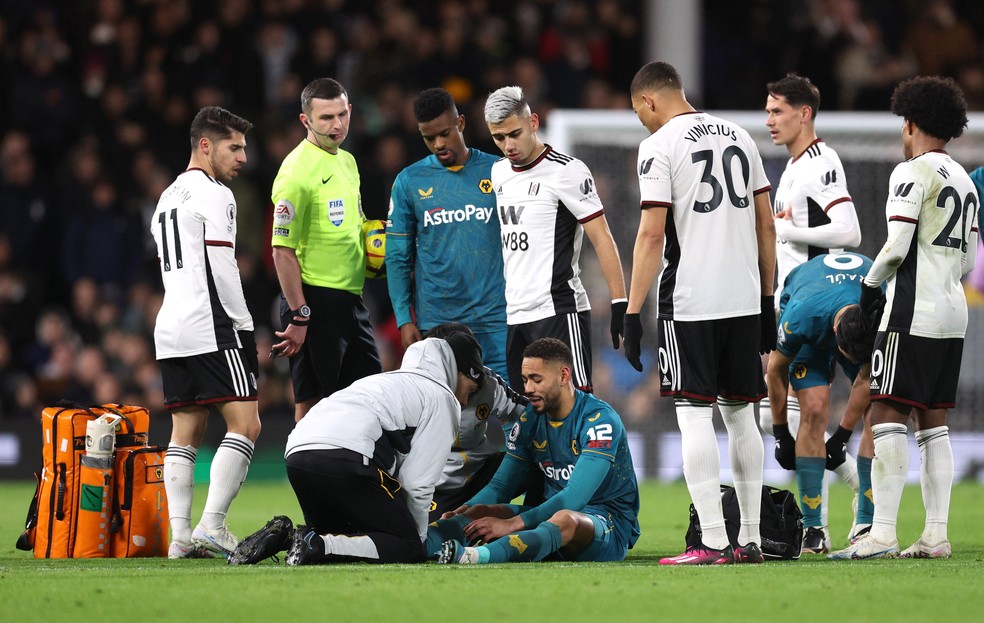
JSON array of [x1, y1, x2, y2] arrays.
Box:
[[1, 479, 982, 623]]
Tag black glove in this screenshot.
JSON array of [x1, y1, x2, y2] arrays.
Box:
[[773, 423, 796, 471], [825, 426, 853, 470], [623, 313, 643, 372], [759, 295, 776, 354], [859, 283, 885, 333], [610, 300, 628, 349]]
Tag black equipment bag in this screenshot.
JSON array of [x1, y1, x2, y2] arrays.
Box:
[[685, 485, 803, 560]]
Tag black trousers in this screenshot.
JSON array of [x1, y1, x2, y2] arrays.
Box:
[[286, 449, 425, 564]]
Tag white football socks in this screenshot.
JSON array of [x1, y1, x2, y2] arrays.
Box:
[[321, 533, 381, 561], [916, 426, 952, 545], [676, 400, 728, 550], [833, 448, 860, 492], [871, 423, 908, 544], [758, 396, 773, 435], [201, 433, 254, 529], [757, 395, 800, 436], [786, 397, 802, 438], [164, 444, 197, 544], [720, 399, 763, 546]]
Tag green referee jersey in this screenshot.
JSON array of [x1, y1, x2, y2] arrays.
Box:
[[271, 139, 366, 294]]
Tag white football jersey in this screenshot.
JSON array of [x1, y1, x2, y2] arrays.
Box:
[[152, 169, 253, 359], [492, 146, 603, 324], [870, 151, 979, 338], [773, 139, 860, 301], [637, 112, 771, 320]]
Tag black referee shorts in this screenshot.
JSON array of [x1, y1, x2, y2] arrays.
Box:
[[280, 286, 382, 403]]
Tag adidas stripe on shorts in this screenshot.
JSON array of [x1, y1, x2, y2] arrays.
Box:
[[160, 330, 259, 409]]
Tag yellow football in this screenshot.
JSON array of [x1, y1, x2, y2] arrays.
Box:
[[363, 219, 386, 279]]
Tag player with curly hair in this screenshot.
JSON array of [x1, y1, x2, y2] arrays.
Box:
[[834, 76, 979, 560]]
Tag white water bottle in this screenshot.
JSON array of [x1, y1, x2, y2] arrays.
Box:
[[85, 414, 122, 465]]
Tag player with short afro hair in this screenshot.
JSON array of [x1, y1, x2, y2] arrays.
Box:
[[890, 76, 968, 142], [413, 87, 457, 124]]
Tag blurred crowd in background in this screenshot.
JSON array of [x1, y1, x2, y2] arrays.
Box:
[[2, 0, 984, 425]]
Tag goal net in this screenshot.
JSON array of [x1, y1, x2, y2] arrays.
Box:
[[546, 109, 984, 437]]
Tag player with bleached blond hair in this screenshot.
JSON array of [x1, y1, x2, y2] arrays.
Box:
[[484, 85, 628, 398]]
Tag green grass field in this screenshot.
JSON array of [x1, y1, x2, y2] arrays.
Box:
[[1, 478, 982, 623]]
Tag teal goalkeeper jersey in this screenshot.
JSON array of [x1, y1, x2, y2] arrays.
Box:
[[777, 252, 874, 357], [386, 149, 505, 332], [506, 390, 641, 546]]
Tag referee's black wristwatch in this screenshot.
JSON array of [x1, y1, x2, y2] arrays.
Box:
[[290, 304, 311, 326]]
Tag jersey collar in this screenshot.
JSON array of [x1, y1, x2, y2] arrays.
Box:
[[792, 138, 823, 163], [511, 145, 551, 172]]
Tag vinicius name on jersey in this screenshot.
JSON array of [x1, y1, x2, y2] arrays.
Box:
[[684, 122, 738, 143], [422, 204, 495, 227]]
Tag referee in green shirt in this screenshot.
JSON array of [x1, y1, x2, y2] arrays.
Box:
[[271, 78, 381, 421]]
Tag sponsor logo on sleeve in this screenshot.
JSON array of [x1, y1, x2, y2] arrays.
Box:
[[273, 227, 289, 238], [893, 182, 914, 197], [508, 422, 520, 443], [274, 199, 295, 225]]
